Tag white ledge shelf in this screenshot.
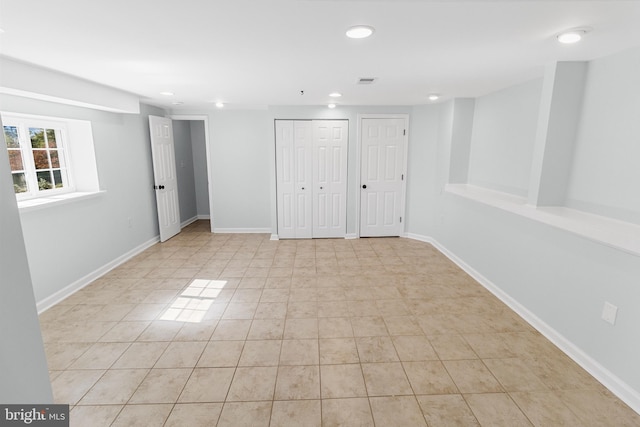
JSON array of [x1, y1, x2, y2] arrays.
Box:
[[445, 184, 640, 257], [18, 191, 105, 213]]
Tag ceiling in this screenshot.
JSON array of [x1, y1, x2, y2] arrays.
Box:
[[1, 0, 640, 109]]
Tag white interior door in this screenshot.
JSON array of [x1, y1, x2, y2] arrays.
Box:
[[360, 117, 406, 237], [313, 120, 348, 238], [275, 120, 312, 238], [149, 115, 181, 242]]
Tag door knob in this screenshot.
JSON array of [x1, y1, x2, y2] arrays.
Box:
[[362, 184, 367, 189], [320, 186, 324, 190], [159, 185, 165, 190], [302, 187, 305, 190]]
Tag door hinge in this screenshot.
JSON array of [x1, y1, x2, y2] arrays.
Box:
[[400, 217, 402, 223], [403, 129, 406, 136], [401, 174, 404, 181]]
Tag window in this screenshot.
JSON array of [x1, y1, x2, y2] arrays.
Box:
[[2, 112, 101, 210], [4, 116, 73, 200]]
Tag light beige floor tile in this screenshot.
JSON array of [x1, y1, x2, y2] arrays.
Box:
[[68, 342, 130, 370], [247, 319, 285, 340], [355, 336, 399, 362], [217, 401, 272, 427], [284, 318, 319, 339], [136, 320, 183, 341], [318, 318, 353, 338], [321, 398, 374, 427], [79, 369, 148, 404], [361, 362, 412, 396], [556, 389, 640, 427], [231, 289, 262, 303], [98, 321, 150, 342], [463, 333, 519, 359], [123, 304, 167, 321], [164, 403, 223, 427], [51, 369, 105, 405], [428, 333, 478, 360], [392, 335, 438, 361], [484, 358, 549, 392], [173, 321, 217, 341], [317, 300, 350, 317], [222, 302, 258, 319], [280, 339, 319, 365], [44, 342, 93, 370], [238, 340, 282, 366], [369, 396, 428, 427], [321, 364, 367, 398], [416, 394, 480, 426], [259, 289, 289, 303], [383, 316, 423, 335], [178, 367, 235, 402], [112, 342, 168, 369], [270, 400, 321, 427], [287, 301, 318, 318], [154, 341, 206, 368], [110, 404, 173, 427], [274, 365, 320, 400], [510, 391, 584, 426], [254, 302, 288, 319], [197, 340, 244, 367], [319, 338, 360, 364], [70, 405, 123, 427], [351, 316, 388, 337], [443, 360, 503, 393], [129, 368, 192, 403], [464, 393, 533, 426], [210, 319, 252, 340], [403, 361, 458, 395], [227, 366, 278, 401]]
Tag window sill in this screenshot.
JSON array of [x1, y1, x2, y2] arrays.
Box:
[[18, 190, 105, 213], [445, 184, 640, 257]]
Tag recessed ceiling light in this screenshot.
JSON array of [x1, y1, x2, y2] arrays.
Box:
[[428, 94, 440, 101], [557, 28, 590, 44], [172, 101, 184, 105], [328, 104, 336, 109], [346, 25, 375, 39], [160, 91, 174, 96], [329, 92, 342, 98], [215, 102, 224, 108]]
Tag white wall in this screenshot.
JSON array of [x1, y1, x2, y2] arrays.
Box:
[[173, 120, 198, 223], [565, 46, 640, 225], [0, 115, 53, 403], [405, 47, 640, 408], [0, 94, 163, 305], [467, 78, 543, 197], [190, 121, 210, 217]]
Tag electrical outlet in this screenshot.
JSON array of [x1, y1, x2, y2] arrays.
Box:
[[601, 301, 618, 325]]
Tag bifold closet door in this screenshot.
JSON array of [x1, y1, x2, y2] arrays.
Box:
[[275, 120, 313, 238], [312, 120, 348, 238]]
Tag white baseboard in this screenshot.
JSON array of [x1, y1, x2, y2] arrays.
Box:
[[36, 236, 160, 313], [181, 216, 198, 228], [212, 227, 272, 234], [270, 234, 279, 241], [345, 233, 358, 240], [197, 214, 210, 220], [404, 232, 640, 415]]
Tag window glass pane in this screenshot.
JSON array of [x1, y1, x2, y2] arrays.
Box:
[[8, 150, 24, 171], [49, 150, 60, 168], [30, 128, 46, 148], [37, 171, 53, 190], [52, 170, 64, 188], [33, 150, 50, 169], [12, 173, 28, 193], [4, 126, 20, 148], [46, 129, 58, 148]]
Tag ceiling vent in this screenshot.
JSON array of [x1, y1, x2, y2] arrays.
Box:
[[357, 77, 377, 85]]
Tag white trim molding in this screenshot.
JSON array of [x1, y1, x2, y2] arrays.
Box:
[[37, 236, 160, 313], [212, 228, 272, 234], [180, 216, 199, 229], [403, 232, 640, 414]]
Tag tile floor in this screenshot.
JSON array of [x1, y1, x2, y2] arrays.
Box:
[[40, 221, 640, 426]]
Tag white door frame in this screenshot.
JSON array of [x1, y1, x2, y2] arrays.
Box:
[[170, 114, 213, 233], [356, 114, 410, 238]]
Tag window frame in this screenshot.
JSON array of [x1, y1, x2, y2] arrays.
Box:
[[3, 114, 75, 201]]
